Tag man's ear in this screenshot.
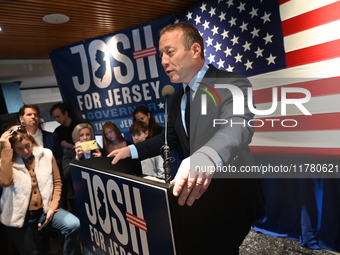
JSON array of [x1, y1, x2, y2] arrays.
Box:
[[191, 42, 202, 58]]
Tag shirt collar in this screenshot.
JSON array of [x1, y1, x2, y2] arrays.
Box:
[[182, 64, 209, 93]]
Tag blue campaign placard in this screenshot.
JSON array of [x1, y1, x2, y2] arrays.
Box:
[[70, 163, 176, 255]]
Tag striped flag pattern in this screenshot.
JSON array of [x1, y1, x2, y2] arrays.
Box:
[[126, 211, 148, 232], [176, 0, 340, 158]]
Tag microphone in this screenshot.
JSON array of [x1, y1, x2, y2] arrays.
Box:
[[161, 85, 175, 183], [162, 85, 175, 100]]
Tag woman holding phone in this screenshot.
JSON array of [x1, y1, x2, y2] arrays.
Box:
[[62, 123, 102, 215], [0, 125, 81, 255]]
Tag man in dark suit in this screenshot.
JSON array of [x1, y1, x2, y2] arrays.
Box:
[[109, 22, 264, 254], [19, 104, 63, 166]]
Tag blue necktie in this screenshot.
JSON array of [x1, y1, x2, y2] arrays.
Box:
[[185, 85, 191, 137]]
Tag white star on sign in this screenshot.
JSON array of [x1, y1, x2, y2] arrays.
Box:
[[231, 35, 239, 45], [208, 53, 216, 63], [234, 53, 243, 63], [226, 64, 235, 72], [217, 58, 225, 69], [214, 41, 222, 52], [266, 54, 276, 65], [211, 25, 219, 35], [244, 59, 253, 70], [229, 17, 237, 27], [194, 15, 201, 25], [254, 47, 264, 58], [261, 12, 271, 24], [206, 37, 214, 46], [202, 20, 210, 30], [186, 11, 193, 20], [224, 46, 232, 57], [200, 3, 207, 12], [219, 11, 226, 22], [209, 7, 216, 17], [263, 33, 273, 44], [237, 2, 246, 13], [158, 102, 164, 109], [249, 7, 258, 18], [250, 27, 260, 38], [221, 29, 229, 39]]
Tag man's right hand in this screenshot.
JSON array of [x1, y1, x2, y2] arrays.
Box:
[[107, 146, 131, 164]]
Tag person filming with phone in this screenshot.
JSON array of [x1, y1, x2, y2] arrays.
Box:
[[0, 125, 81, 255], [62, 123, 102, 215]]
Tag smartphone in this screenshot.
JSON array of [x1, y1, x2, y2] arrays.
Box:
[[80, 140, 98, 151], [38, 214, 49, 231]]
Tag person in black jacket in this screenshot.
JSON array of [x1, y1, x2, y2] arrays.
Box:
[[108, 22, 264, 254], [62, 123, 102, 215]]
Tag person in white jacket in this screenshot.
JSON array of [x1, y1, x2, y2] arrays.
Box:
[[0, 125, 81, 255]]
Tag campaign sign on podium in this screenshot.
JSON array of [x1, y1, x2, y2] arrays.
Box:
[[70, 157, 177, 255]]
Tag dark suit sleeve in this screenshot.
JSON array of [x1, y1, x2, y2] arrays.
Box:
[[134, 97, 181, 160], [42, 130, 63, 168], [62, 149, 78, 182], [203, 71, 255, 165]]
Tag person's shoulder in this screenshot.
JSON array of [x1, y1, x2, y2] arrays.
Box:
[[34, 145, 52, 157], [208, 64, 246, 79], [54, 124, 64, 133], [42, 129, 58, 138], [70, 120, 79, 128]]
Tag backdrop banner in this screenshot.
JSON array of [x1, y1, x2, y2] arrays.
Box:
[[50, 16, 176, 137]]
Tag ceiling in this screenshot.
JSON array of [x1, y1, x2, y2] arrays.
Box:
[[0, 0, 200, 89]]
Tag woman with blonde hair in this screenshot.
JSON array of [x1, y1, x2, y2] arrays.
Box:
[[62, 123, 102, 214]]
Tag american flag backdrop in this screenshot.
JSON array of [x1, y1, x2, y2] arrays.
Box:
[[176, 0, 340, 158]]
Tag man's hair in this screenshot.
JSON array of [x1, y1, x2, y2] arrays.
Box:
[[50, 102, 69, 116], [129, 120, 148, 134], [18, 104, 40, 116], [160, 22, 204, 59]]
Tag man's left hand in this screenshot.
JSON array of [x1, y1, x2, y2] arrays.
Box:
[[171, 152, 215, 206]]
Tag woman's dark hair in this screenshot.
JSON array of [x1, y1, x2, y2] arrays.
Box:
[[133, 105, 161, 138]]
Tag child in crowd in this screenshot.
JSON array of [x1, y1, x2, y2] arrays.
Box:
[[129, 121, 164, 179]]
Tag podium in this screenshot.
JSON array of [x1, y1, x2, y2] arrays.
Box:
[[70, 157, 178, 255], [70, 157, 262, 254]]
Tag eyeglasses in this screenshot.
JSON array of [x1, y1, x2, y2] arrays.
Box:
[[10, 126, 26, 134]]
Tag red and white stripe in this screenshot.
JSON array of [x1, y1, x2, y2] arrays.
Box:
[[126, 211, 148, 232], [133, 46, 157, 60], [249, 0, 340, 158]]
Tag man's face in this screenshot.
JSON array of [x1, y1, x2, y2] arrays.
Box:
[[159, 29, 198, 84], [52, 108, 67, 125], [20, 108, 39, 129]]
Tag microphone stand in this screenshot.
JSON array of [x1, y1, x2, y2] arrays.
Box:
[[162, 98, 172, 183]]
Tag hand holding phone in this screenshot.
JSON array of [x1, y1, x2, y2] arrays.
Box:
[[80, 140, 98, 151], [38, 214, 49, 231]]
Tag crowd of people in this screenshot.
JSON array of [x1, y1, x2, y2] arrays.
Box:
[[0, 101, 166, 254], [0, 22, 264, 255]]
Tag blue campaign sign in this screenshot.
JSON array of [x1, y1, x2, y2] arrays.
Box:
[[50, 16, 177, 135], [70, 163, 176, 255]]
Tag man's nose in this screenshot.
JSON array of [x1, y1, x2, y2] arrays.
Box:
[[161, 55, 169, 68]]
